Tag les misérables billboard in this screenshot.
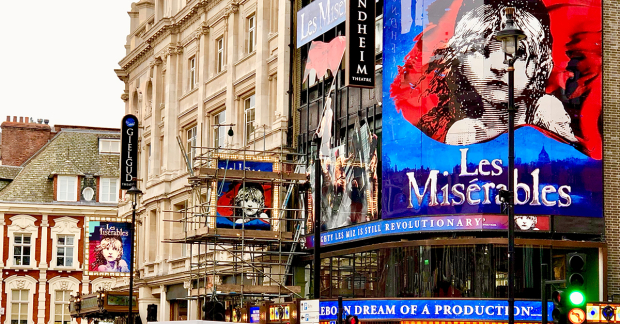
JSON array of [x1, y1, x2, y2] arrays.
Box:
[[382, 0, 602, 230]]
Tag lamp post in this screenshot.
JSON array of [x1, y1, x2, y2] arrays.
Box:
[[127, 185, 142, 324], [495, 7, 526, 324], [313, 136, 321, 299]]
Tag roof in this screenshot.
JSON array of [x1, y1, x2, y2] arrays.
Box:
[[0, 129, 121, 203], [0, 165, 22, 180]]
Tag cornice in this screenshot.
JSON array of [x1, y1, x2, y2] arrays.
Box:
[[120, 0, 227, 72], [0, 202, 117, 216]]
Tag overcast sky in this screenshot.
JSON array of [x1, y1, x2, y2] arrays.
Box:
[[0, 1, 135, 129]]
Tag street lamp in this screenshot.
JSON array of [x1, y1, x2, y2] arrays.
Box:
[[495, 7, 526, 324], [127, 185, 142, 324]]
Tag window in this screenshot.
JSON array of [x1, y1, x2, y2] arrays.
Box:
[[54, 290, 71, 324], [213, 110, 226, 149], [147, 144, 152, 177], [11, 290, 28, 324], [58, 176, 78, 201], [244, 95, 256, 144], [188, 57, 196, 90], [56, 235, 74, 267], [186, 126, 197, 163], [100, 178, 119, 203], [375, 15, 383, 54], [99, 139, 120, 154], [217, 37, 225, 73], [13, 234, 31, 266], [247, 15, 256, 53]]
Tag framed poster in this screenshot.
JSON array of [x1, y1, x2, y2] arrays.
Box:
[[85, 218, 132, 275]]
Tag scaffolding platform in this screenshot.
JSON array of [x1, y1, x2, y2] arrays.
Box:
[[167, 145, 309, 306]]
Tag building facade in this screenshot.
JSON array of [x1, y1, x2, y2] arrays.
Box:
[[293, 0, 618, 322], [0, 117, 122, 324], [114, 0, 296, 321]]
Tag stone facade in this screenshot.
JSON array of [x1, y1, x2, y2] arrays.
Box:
[[114, 0, 291, 321]]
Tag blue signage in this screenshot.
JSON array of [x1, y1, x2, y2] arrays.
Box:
[[296, 0, 346, 48], [305, 214, 510, 248], [250, 307, 260, 323], [319, 300, 554, 322]]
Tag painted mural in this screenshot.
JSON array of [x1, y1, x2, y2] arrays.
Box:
[[382, 0, 602, 220]]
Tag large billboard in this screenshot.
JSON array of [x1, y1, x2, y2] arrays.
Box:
[[382, 0, 602, 219]]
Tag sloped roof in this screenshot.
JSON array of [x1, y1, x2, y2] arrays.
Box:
[[0, 129, 120, 203], [0, 165, 22, 180]]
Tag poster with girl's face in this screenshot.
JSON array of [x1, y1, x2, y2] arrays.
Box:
[[88, 221, 131, 273], [216, 182, 273, 230], [382, 0, 602, 220]]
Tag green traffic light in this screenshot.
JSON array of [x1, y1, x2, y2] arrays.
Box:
[[569, 291, 585, 306]]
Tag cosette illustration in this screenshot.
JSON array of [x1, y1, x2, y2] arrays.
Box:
[[88, 221, 131, 273]]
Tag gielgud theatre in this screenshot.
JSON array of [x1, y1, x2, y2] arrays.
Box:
[[295, 0, 605, 322]]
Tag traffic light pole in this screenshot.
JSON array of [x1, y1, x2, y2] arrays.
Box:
[[313, 136, 322, 299]]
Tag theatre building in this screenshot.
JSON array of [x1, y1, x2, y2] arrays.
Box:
[[293, 0, 615, 322]]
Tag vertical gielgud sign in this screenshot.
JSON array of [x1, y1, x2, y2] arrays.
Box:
[[121, 114, 139, 190], [345, 0, 375, 88]]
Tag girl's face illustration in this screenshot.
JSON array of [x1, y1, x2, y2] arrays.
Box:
[[241, 199, 260, 216], [461, 41, 530, 104], [103, 240, 122, 262], [515, 216, 536, 230]]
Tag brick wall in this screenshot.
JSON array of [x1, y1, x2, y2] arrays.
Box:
[[604, 0, 620, 297], [0, 116, 52, 166]]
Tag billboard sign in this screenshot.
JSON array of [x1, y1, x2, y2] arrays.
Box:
[[382, 0, 602, 220], [296, 0, 347, 48], [345, 0, 375, 87], [87, 221, 132, 273], [121, 114, 139, 189], [318, 299, 554, 322]]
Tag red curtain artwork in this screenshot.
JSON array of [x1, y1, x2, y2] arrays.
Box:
[[390, 0, 602, 159]]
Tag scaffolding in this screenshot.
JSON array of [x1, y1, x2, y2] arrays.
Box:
[[164, 142, 309, 312]]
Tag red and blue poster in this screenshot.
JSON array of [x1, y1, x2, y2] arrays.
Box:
[[382, 0, 602, 220]]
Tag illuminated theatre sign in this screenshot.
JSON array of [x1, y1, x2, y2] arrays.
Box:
[[318, 299, 554, 322], [382, 0, 602, 221]]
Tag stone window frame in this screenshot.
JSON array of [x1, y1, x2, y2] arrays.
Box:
[[4, 275, 37, 324], [7, 215, 38, 270], [99, 178, 119, 203], [50, 217, 82, 271], [47, 276, 80, 324]]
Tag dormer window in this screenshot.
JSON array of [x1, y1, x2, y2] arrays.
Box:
[[99, 139, 120, 154], [99, 178, 119, 203], [57, 176, 78, 202]]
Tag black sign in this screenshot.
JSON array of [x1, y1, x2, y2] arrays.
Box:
[[121, 114, 139, 190], [345, 0, 375, 88]]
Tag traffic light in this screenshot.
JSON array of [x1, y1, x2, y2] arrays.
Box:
[[203, 301, 226, 321], [345, 315, 359, 324], [566, 253, 587, 309], [552, 289, 568, 324]]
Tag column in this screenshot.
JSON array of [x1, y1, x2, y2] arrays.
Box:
[[255, 0, 271, 140], [275, 0, 291, 129], [163, 40, 181, 174], [225, 3, 240, 147]]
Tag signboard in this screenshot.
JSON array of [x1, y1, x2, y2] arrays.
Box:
[[382, 0, 602, 221], [296, 0, 346, 48], [120, 114, 139, 189], [306, 214, 550, 247], [250, 307, 260, 323], [587, 303, 620, 322], [568, 308, 586, 324], [301, 300, 321, 324], [318, 299, 554, 322], [86, 221, 132, 273], [345, 0, 375, 87]]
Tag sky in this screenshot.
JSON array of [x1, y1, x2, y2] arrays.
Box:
[[0, 1, 136, 129]]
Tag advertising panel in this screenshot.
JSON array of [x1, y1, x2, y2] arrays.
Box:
[[216, 181, 273, 230], [87, 221, 132, 273], [382, 0, 602, 220], [318, 299, 554, 322]]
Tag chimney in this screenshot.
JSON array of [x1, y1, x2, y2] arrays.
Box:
[[37, 119, 43, 124], [1, 116, 52, 166], [6, 116, 9, 122], [44, 119, 49, 125]]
